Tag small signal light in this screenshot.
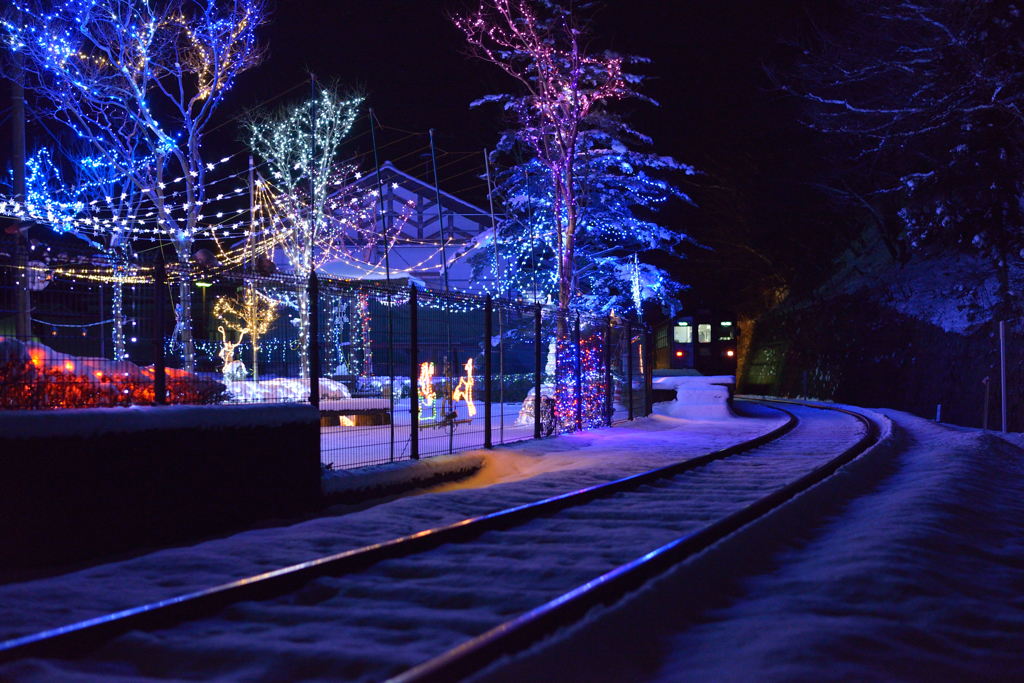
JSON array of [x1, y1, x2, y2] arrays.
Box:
[[676, 350, 684, 357], [726, 350, 735, 357]]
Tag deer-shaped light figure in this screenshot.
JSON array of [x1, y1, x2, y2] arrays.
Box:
[[214, 285, 279, 382], [452, 358, 477, 418], [217, 325, 248, 382]]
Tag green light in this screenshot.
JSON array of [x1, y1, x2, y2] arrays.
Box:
[[196, 282, 212, 288]]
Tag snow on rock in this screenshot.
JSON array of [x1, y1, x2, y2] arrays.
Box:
[[652, 375, 736, 420], [0, 402, 320, 441]]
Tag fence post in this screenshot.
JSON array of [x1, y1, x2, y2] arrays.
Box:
[[308, 269, 320, 410], [484, 295, 493, 448], [153, 251, 166, 406], [410, 285, 419, 459], [645, 328, 654, 417], [604, 315, 613, 427], [626, 321, 634, 421], [534, 304, 542, 439], [575, 313, 582, 432]]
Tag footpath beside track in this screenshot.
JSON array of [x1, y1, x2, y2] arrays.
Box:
[[0, 400, 883, 683]]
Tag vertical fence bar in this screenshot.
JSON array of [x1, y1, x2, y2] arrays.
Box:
[[410, 285, 419, 460], [388, 287, 395, 462], [153, 251, 166, 406], [308, 269, 320, 410], [534, 304, 542, 439], [484, 295, 493, 448], [645, 328, 654, 417], [604, 315, 613, 427], [575, 313, 582, 432], [499, 304, 505, 445], [627, 321, 634, 421]]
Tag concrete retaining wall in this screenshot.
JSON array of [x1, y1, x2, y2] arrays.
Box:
[[0, 403, 321, 569]]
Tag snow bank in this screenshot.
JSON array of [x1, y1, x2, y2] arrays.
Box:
[[322, 451, 485, 503], [651, 375, 736, 421], [224, 377, 351, 403], [0, 402, 320, 440]]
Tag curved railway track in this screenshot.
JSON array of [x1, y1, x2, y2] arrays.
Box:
[[0, 399, 880, 683]]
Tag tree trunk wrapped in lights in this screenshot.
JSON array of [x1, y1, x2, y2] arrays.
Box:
[[245, 85, 370, 378], [457, 0, 691, 426]]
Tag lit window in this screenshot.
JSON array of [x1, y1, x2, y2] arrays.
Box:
[[718, 321, 735, 341], [697, 324, 711, 343], [673, 324, 692, 344]]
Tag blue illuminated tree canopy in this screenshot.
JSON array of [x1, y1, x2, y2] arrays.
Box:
[[2, 0, 268, 369], [458, 0, 694, 317], [458, 0, 692, 319]]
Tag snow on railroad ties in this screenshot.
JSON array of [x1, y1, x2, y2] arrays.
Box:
[[474, 407, 1024, 683], [0, 405, 785, 649]]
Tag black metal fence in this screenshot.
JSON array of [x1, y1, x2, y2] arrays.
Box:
[[1, 241, 652, 470]]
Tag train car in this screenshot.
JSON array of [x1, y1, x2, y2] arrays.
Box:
[[653, 308, 737, 376]]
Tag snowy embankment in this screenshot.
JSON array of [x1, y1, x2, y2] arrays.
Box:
[[476, 407, 1024, 683], [321, 452, 485, 502], [652, 375, 735, 420], [0, 406, 786, 648]]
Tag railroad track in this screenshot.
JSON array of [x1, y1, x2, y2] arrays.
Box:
[[0, 400, 880, 683]]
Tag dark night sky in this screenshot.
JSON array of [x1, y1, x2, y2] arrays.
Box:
[[3, 0, 832, 310], [227, 1, 814, 186]]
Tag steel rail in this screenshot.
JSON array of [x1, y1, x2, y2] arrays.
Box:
[[0, 404, 797, 664], [389, 401, 880, 683]]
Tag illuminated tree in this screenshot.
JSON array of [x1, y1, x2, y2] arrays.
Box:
[[245, 85, 367, 377], [23, 145, 145, 360], [455, 0, 642, 313], [478, 147, 690, 317], [212, 284, 277, 381], [2, 0, 268, 370]]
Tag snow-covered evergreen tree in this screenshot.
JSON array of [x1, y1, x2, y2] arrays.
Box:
[[457, 0, 691, 317], [477, 142, 691, 317]]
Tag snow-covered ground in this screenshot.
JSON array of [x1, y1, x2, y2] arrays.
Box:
[[4, 403, 864, 683], [474, 408, 1024, 683], [7, 404, 1019, 683], [320, 400, 543, 469], [0, 407, 784, 648]]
